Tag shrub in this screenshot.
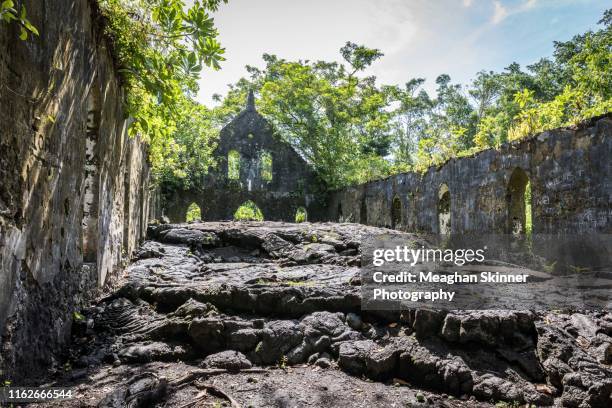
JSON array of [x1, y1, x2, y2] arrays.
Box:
[[185, 202, 201, 222], [295, 207, 307, 223], [234, 201, 264, 221]]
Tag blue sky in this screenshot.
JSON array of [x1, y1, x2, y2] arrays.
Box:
[[193, 0, 608, 106]]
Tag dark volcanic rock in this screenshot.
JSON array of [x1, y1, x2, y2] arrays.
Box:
[[158, 228, 219, 246], [37, 221, 612, 407], [118, 342, 188, 363], [202, 350, 252, 371]]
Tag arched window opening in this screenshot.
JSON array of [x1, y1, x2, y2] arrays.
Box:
[[360, 198, 367, 224], [234, 200, 264, 221], [295, 207, 307, 223], [391, 195, 402, 229], [438, 184, 451, 235], [186, 202, 202, 222], [82, 88, 101, 264], [506, 168, 532, 235], [260, 150, 273, 182], [228, 150, 241, 180]]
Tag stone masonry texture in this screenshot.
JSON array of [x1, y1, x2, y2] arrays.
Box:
[[0, 0, 151, 381], [327, 115, 611, 235], [162, 91, 324, 223]]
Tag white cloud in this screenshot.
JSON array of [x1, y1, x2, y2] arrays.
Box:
[[191, 0, 584, 106], [491, 0, 539, 25], [492, 1, 509, 24]]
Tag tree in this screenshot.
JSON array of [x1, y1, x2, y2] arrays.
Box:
[[207, 9, 611, 183], [387, 79, 432, 166], [509, 9, 611, 139], [153, 98, 219, 190], [216, 43, 396, 188], [98, 0, 227, 169], [469, 71, 502, 118]]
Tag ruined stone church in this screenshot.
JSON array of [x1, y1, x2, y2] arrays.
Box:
[[163, 90, 321, 222], [0, 1, 611, 406]]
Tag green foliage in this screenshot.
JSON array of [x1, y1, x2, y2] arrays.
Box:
[[213, 43, 396, 188], [97, 0, 227, 176], [73, 311, 85, 322], [278, 355, 288, 369], [508, 15, 611, 140], [185, 202, 201, 222], [474, 113, 509, 149], [384, 10, 612, 173], [260, 150, 273, 182], [295, 207, 307, 223], [227, 150, 240, 179], [234, 200, 263, 221], [106, 6, 608, 191], [386, 78, 432, 166], [407, 9, 610, 170], [212, 11, 609, 186], [340, 41, 384, 74], [153, 98, 218, 189], [0, 0, 39, 40]]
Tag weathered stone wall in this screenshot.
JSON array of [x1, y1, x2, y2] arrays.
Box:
[[0, 0, 151, 380], [163, 92, 323, 222], [327, 115, 611, 234]]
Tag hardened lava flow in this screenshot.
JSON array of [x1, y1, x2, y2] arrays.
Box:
[[35, 221, 612, 408]]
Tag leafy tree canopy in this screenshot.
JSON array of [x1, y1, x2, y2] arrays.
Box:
[[98, 0, 226, 178], [211, 9, 610, 181], [3, 3, 610, 192], [101, 6, 612, 189], [212, 43, 397, 188], [0, 0, 38, 40]]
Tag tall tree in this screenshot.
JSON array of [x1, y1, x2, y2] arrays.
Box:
[[388, 79, 432, 166], [215, 44, 396, 188], [98, 0, 227, 169]]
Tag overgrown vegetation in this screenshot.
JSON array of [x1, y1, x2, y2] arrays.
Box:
[[525, 181, 532, 236], [212, 43, 395, 188], [234, 200, 264, 221], [260, 150, 273, 182], [295, 207, 307, 223], [97, 0, 227, 185], [27, 3, 607, 192], [211, 10, 611, 187], [185, 202, 201, 222], [227, 150, 240, 180]]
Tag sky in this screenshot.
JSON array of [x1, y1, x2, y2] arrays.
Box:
[[191, 0, 608, 106]]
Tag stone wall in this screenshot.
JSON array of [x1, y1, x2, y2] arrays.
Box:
[[327, 115, 611, 234], [163, 92, 323, 222], [0, 0, 151, 380]]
